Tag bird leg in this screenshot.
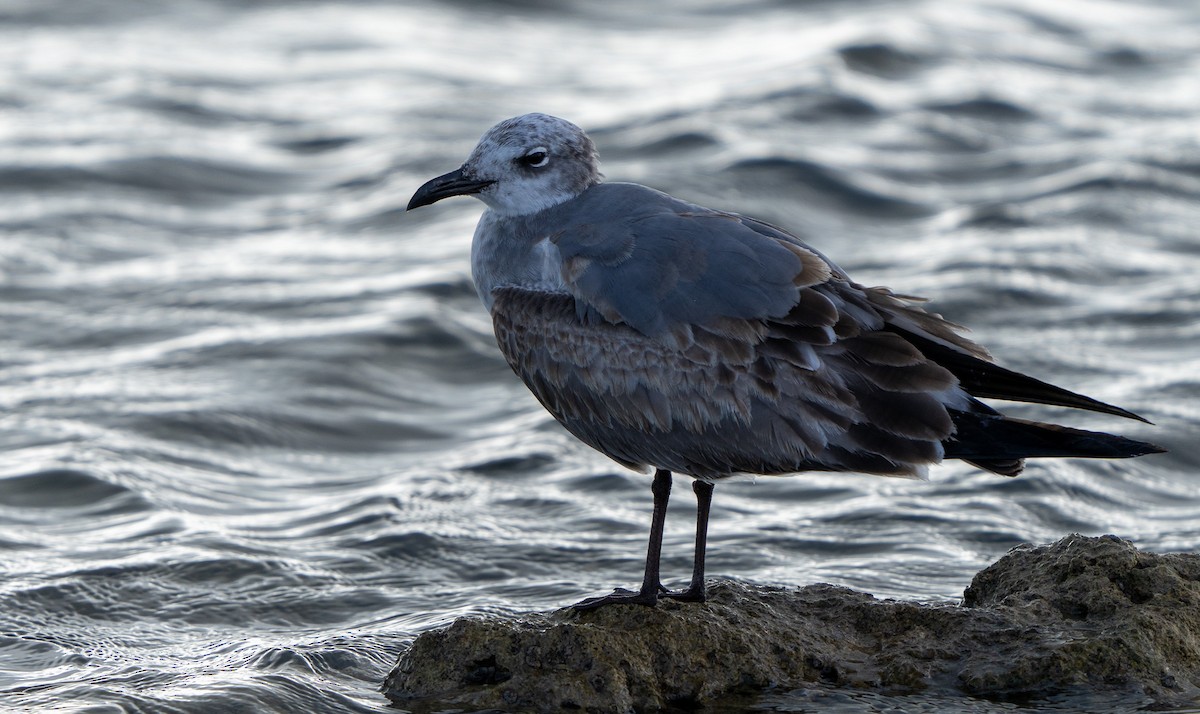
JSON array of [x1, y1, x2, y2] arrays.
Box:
[[661, 479, 713, 603], [572, 469, 671, 610]]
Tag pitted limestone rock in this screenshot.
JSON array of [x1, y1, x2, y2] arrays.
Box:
[[383, 535, 1200, 713]]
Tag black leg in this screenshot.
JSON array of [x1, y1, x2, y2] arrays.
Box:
[[573, 469, 672, 610], [662, 479, 713, 603]]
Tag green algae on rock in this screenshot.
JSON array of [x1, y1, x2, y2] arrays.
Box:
[[383, 535, 1200, 712]]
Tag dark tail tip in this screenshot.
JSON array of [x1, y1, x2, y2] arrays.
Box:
[[1094, 430, 1167, 458], [1122, 409, 1154, 426], [946, 412, 1168, 468], [1128, 440, 1168, 457]]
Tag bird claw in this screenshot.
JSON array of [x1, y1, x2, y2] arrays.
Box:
[[660, 583, 707, 603]]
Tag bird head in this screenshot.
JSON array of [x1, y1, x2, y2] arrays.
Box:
[[407, 113, 601, 217]]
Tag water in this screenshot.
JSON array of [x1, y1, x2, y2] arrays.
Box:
[[1, 0, 1197, 711]]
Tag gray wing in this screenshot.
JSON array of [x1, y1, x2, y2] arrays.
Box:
[[549, 184, 984, 357], [549, 184, 831, 343]]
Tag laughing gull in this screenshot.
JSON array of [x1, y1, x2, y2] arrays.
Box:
[[407, 113, 1165, 610]]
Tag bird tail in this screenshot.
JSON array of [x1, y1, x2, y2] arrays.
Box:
[[944, 411, 1167, 477]]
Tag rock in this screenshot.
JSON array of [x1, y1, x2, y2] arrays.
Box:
[[383, 535, 1200, 712]]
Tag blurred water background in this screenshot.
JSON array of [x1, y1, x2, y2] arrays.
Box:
[[1, 0, 1198, 711]]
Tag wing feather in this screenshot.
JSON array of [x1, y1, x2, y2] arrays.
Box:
[[491, 285, 956, 479]]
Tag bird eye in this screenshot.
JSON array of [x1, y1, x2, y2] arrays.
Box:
[[519, 148, 549, 168]]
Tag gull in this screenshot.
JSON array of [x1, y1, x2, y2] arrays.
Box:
[[407, 113, 1165, 610]]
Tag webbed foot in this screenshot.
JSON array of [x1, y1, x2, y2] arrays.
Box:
[[572, 586, 659, 610]]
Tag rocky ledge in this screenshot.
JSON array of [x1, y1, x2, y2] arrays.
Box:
[[383, 535, 1200, 712]]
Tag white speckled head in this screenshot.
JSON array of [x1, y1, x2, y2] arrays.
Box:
[[459, 113, 602, 216]]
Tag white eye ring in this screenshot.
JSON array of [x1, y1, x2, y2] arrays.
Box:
[[521, 147, 549, 168]]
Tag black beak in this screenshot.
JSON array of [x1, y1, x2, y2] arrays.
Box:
[[406, 167, 495, 211]]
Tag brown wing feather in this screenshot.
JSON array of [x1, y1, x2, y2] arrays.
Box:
[[490, 275, 965, 479]]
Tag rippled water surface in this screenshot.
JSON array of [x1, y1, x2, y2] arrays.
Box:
[[2, 0, 1199, 711]]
